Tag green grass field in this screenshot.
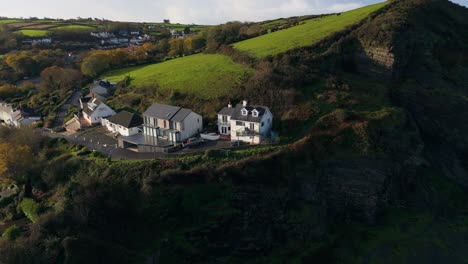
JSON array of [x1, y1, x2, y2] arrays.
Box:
[[15, 29, 49, 37], [102, 54, 253, 98], [0, 19, 21, 24], [233, 2, 387, 57], [52, 25, 95, 30]]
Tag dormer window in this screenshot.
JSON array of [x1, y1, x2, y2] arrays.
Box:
[[252, 109, 259, 117], [241, 108, 248, 116]]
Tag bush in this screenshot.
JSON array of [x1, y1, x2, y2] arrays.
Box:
[[20, 198, 41, 223], [1, 225, 20, 241]]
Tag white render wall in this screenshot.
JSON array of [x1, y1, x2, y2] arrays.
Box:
[[85, 103, 116, 124], [217, 114, 231, 134], [229, 109, 273, 144], [102, 118, 140, 137], [180, 112, 203, 140]]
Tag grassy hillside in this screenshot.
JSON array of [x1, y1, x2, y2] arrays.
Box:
[[16, 29, 49, 37], [102, 53, 253, 99], [233, 2, 387, 57]]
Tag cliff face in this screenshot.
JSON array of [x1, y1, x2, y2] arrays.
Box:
[[284, 0, 468, 223]]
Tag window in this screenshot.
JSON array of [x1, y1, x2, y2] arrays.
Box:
[[222, 115, 228, 122], [250, 123, 254, 130], [261, 122, 264, 127], [236, 121, 244, 126], [164, 120, 167, 128], [241, 109, 248, 116], [252, 109, 259, 117], [197, 118, 200, 123]]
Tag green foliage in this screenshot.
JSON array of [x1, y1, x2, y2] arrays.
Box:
[[81, 53, 110, 77], [1, 225, 20, 241], [233, 2, 387, 56], [102, 53, 253, 99], [20, 198, 41, 223]]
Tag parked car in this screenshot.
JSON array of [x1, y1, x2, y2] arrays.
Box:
[[182, 137, 205, 148], [231, 140, 245, 147]]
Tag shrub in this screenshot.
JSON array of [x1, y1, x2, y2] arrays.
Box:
[[20, 198, 41, 222], [1, 225, 20, 241]]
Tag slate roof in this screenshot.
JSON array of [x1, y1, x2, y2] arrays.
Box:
[[229, 104, 270, 123], [107, 111, 143, 128], [143, 103, 196, 122], [83, 98, 104, 116], [218, 106, 236, 116], [171, 108, 192, 122]]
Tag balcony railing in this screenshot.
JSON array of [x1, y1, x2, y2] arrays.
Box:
[[236, 129, 259, 137], [217, 121, 230, 126]]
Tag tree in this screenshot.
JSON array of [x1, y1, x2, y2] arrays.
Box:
[[81, 53, 110, 77], [168, 39, 184, 57], [0, 143, 33, 181]]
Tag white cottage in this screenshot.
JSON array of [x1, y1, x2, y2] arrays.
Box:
[[218, 100, 273, 144], [0, 102, 40, 128], [101, 111, 142, 137], [82, 98, 116, 125]]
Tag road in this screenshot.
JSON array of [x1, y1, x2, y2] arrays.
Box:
[[53, 90, 81, 128]]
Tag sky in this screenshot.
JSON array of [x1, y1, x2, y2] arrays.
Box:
[[0, 0, 467, 25]]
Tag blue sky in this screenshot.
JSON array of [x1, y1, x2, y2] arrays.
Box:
[[0, 0, 466, 24]]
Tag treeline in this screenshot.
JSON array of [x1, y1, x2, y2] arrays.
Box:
[[1, 49, 66, 81]]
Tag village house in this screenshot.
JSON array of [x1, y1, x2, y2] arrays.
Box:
[[0, 102, 40, 128], [143, 103, 203, 143], [79, 79, 115, 108], [218, 100, 273, 144], [101, 110, 142, 137], [82, 98, 116, 125], [64, 115, 82, 132]]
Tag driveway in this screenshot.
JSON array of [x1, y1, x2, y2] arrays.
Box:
[[40, 127, 237, 160], [53, 90, 81, 128]]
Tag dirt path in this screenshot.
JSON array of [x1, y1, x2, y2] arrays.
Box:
[[53, 90, 81, 128]]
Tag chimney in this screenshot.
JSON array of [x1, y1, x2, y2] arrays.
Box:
[[228, 101, 232, 108], [242, 99, 248, 107]]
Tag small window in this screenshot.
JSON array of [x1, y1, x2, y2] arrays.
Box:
[[252, 109, 259, 117], [261, 122, 264, 127], [241, 109, 248, 116], [236, 121, 244, 126], [197, 118, 199, 123]]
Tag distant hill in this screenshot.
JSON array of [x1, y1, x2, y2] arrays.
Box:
[[233, 2, 387, 57]]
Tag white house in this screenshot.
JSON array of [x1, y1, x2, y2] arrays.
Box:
[[82, 98, 116, 125], [218, 100, 273, 144], [101, 110, 142, 137], [0, 102, 40, 128], [142, 103, 203, 143]]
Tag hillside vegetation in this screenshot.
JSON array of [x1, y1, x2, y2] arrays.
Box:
[[233, 2, 387, 57], [102, 53, 253, 99]]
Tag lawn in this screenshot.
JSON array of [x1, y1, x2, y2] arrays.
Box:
[[15, 29, 49, 37], [233, 2, 387, 57], [102, 53, 253, 99]]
